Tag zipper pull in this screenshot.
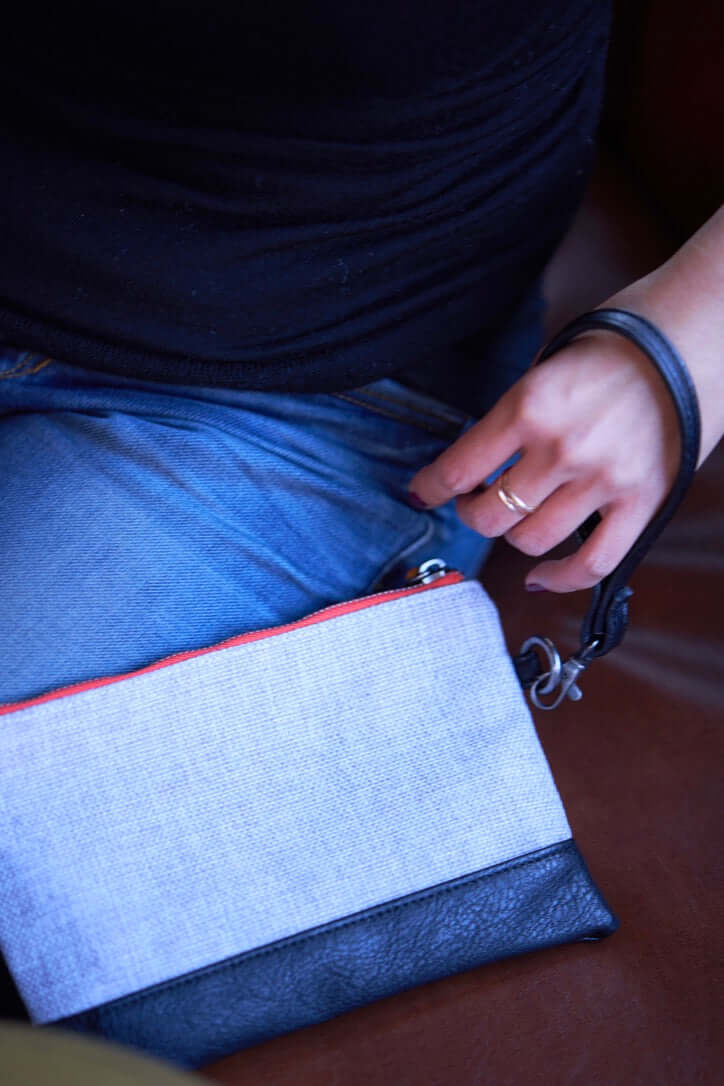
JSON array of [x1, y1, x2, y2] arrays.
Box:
[[404, 558, 454, 586]]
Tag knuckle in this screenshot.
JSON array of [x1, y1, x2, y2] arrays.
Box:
[[506, 525, 550, 556], [436, 459, 467, 495], [465, 507, 494, 537], [513, 383, 547, 432], [513, 388, 580, 469], [579, 550, 615, 583], [549, 432, 579, 472], [596, 461, 632, 494], [459, 499, 501, 538]]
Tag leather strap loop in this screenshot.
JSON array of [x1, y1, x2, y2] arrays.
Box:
[[513, 307, 701, 685]]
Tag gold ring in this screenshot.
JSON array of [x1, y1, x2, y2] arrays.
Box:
[[496, 471, 539, 516]]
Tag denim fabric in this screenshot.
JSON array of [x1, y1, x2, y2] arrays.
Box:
[[0, 348, 493, 705]]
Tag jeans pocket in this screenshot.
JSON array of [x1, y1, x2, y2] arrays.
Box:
[[332, 378, 472, 442]]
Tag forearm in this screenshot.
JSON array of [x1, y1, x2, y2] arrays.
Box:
[[409, 207, 723, 593], [606, 205, 724, 464]]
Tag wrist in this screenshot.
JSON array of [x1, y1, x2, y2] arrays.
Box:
[[600, 274, 724, 464]]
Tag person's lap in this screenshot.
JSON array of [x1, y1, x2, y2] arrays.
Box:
[[1, 347, 491, 706]]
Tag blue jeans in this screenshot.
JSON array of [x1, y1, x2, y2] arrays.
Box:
[[1, 348, 493, 705]]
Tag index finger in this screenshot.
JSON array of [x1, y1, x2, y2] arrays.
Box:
[[407, 394, 523, 507]]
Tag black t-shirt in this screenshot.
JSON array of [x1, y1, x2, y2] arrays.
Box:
[[0, 2, 611, 410]]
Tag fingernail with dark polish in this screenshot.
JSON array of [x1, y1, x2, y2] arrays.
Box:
[[525, 583, 546, 592], [406, 490, 429, 510]]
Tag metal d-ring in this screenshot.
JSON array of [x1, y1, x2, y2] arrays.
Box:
[[519, 636, 562, 697]]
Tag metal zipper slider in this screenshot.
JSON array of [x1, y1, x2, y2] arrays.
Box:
[[404, 558, 454, 586]]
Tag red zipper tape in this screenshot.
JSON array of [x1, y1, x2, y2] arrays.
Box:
[[0, 572, 464, 717]]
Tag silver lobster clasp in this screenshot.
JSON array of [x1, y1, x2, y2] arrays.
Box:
[[519, 635, 600, 711]]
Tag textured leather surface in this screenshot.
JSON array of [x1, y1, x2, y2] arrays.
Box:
[[54, 840, 614, 1069]]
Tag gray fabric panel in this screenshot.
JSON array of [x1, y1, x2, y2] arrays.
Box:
[[0, 580, 570, 1021]]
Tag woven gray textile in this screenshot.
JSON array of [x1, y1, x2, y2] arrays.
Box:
[[0, 580, 570, 1022]]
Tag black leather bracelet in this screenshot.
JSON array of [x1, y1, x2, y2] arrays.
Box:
[[513, 307, 701, 707]]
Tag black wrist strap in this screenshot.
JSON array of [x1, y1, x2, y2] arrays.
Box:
[[513, 307, 701, 706]]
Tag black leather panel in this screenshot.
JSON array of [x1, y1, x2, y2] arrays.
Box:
[[55, 839, 616, 1069]]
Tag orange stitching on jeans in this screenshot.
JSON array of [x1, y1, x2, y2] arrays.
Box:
[[0, 354, 53, 379], [21, 355, 53, 376], [0, 354, 37, 379]]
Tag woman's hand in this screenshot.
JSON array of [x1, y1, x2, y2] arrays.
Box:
[[407, 328, 681, 592], [407, 206, 724, 593]]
